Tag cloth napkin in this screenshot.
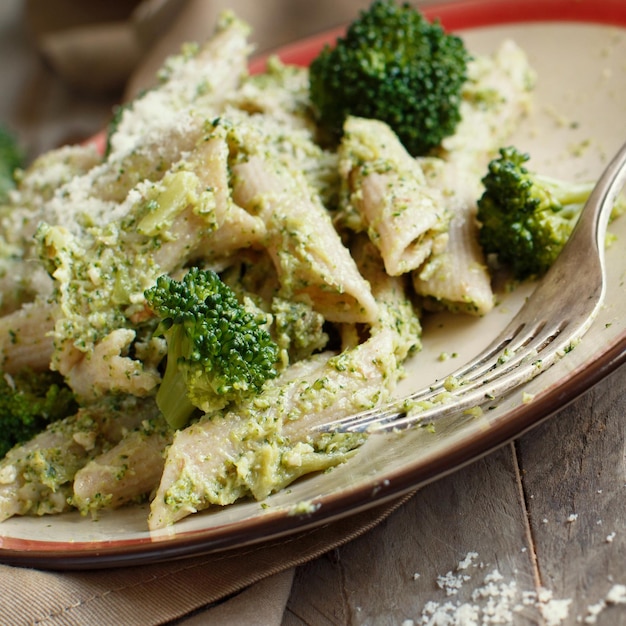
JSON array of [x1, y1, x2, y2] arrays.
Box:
[[0, 493, 414, 625]]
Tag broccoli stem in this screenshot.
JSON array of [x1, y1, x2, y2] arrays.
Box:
[[536, 175, 594, 210], [155, 326, 197, 430]]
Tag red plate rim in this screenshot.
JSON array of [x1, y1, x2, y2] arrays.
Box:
[[249, 0, 626, 73]]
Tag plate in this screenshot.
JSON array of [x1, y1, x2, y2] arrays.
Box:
[[1, 0, 625, 569]]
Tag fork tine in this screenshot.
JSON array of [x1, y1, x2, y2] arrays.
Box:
[[322, 140, 626, 435], [328, 317, 588, 434], [322, 319, 564, 433]]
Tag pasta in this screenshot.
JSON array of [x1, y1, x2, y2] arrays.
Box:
[[229, 123, 380, 325], [338, 116, 449, 277], [0, 302, 56, 373], [0, 396, 157, 522], [0, 13, 535, 528], [413, 39, 536, 314]]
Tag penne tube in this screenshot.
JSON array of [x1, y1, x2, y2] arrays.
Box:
[[412, 159, 494, 316], [0, 301, 56, 373], [414, 39, 535, 315], [338, 116, 448, 276], [0, 397, 153, 522], [72, 415, 172, 515], [231, 144, 379, 324]]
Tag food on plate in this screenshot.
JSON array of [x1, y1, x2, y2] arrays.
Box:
[[148, 237, 419, 529], [144, 267, 280, 430], [0, 368, 77, 458], [477, 146, 626, 280], [0, 1, 541, 528], [309, 0, 470, 156], [337, 116, 449, 277]]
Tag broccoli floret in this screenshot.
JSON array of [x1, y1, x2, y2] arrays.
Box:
[[144, 268, 280, 429], [477, 146, 599, 280], [0, 369, 78, 458], [308, 0, 470, 156], [0, 126, 24, 203]]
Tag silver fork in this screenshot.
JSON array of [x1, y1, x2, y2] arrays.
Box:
[[323, 141, 626, 434]]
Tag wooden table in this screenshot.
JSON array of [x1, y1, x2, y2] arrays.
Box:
[[2, 1, 625, 624]]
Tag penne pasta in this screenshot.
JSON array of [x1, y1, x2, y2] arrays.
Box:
[[412, 159, 494, 315], [413, 39, 535, 315], [0, 397, 154, 522], [229, 118, 379, 325], [72, 413, 171, 515], [0, 301, 56, 373], [338, 116, 448, 276], [0, 12, 539, 528]]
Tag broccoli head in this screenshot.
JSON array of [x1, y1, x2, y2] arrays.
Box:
[[144, 267, 280, 429], [0, 369, 78, 458], [477, 146, 597, 280], [0, 125, 24, 203], [308, 0, 470, 156]]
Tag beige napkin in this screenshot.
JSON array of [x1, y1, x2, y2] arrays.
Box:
[[0, 493, 414, 625]]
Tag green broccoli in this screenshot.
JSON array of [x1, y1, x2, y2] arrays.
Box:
[[476, 146, 605, 280], [308, 0, 470, 156], [0, 126, 24, 203], [0, 369, 78, 458], [144, 267, 280, 429]]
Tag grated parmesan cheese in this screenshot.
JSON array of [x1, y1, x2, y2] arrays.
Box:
[[582, 584, 626, 624], [411, 551, 626, 625], [412, 552, 574, 625]]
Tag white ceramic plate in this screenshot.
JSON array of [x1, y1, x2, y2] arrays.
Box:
[[1, 0, 625, 569]]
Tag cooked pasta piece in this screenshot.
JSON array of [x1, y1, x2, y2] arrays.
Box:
[[182, 128, 266, 263], [72, 414, 171, 515], [0, 301, 56, 373], [412, 159, 494, 315], [59, 329, 163, 399], [228, 118, 379, 325], [226, 59, 341, 208], [338, 116, 448, 276], [0, 261, 52, 318], [0, 396, 154, 522], [413, 39, 535, 315]]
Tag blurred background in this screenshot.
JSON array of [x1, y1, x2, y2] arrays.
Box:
[[0, 0, 387, 160]]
